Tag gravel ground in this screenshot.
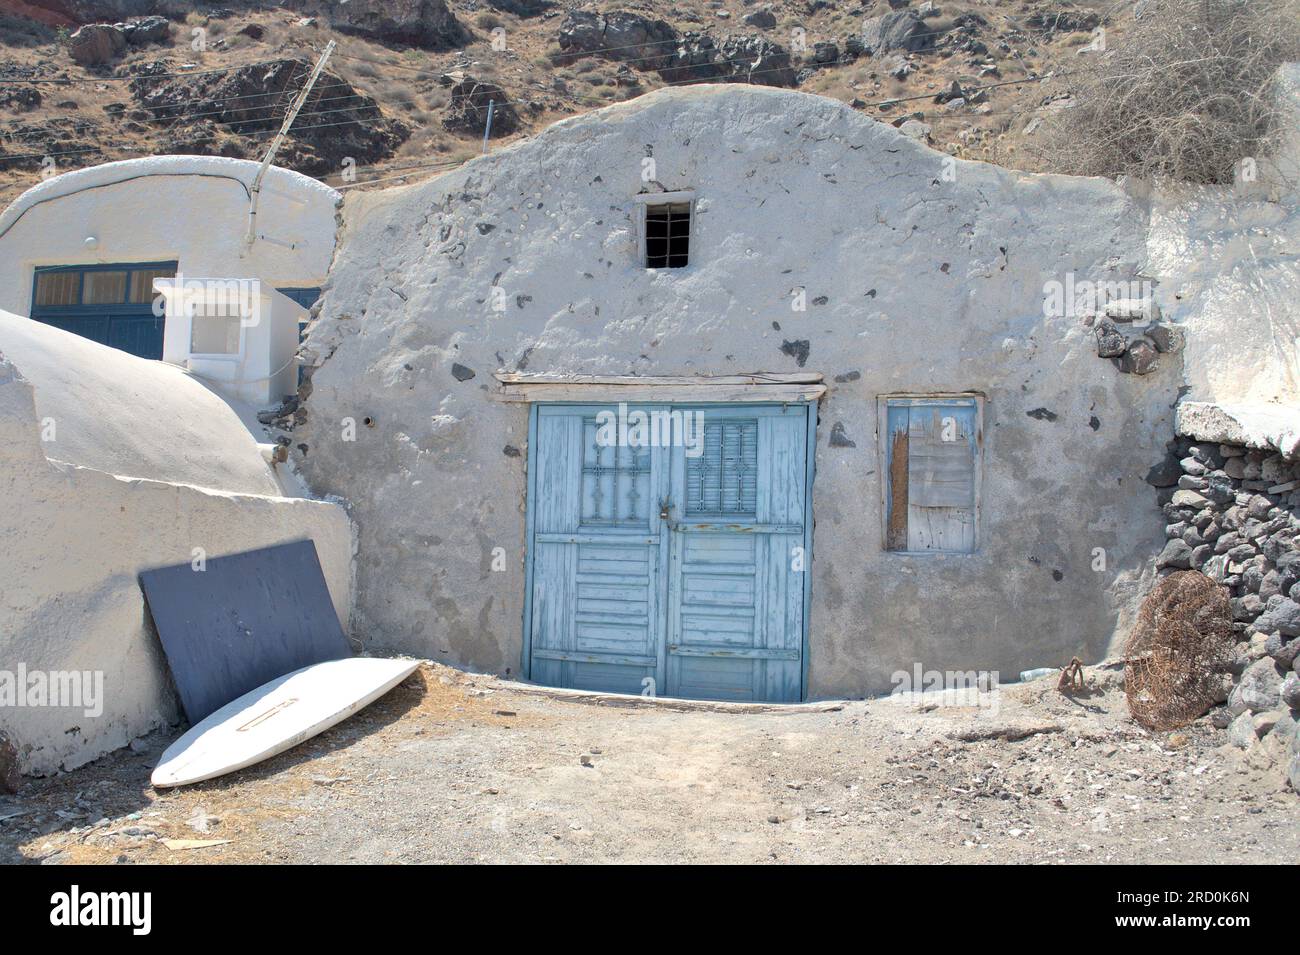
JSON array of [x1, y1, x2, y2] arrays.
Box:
[[2, 662, 1296, 864]]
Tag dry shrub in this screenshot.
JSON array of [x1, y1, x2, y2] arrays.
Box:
[[1125, 571, 1234, 731], [1036, 0, 1300, 184]]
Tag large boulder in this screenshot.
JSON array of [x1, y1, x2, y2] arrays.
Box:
[[860, 10, 935, 55], [443, 78, 519, 137], [555, 12, 795, 88], [66, 15, 169, 67], [129, 58, 409, 174], [121, 14, 169, 45], [661, 33, 797, 87], [1227, 710, 1258, 748], [557, 10, 679, 71], [289, 0, 470, 49], [68, 23, 128, 66]]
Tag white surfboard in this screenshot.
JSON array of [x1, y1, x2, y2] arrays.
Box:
[[152, 657, 420, 788]]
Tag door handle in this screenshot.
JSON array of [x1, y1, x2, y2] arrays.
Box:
[[659, 496, 673, 521]]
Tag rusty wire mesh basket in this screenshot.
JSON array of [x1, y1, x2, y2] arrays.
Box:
[[1124, 570, 1235, 731]]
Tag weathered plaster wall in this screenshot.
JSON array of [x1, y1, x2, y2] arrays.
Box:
[[0, 313, 353, 776], [299, 85, 1181, 697]]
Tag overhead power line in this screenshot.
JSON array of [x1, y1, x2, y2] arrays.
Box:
[[0, 59, 291, 86]]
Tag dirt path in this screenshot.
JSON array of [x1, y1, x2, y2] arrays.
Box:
[[2, 663, 1296, 864]]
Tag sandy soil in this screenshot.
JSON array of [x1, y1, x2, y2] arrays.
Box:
[[1, 662, 1296, 865]]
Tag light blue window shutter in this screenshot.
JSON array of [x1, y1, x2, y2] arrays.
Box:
[[905, 403, 977, 552]]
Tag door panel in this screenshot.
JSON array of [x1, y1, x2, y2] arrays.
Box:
[[527, 403, 811, 703], [528, 407, 666, 694], [665, 407, 807, 702], [107, 314, 166, 360]]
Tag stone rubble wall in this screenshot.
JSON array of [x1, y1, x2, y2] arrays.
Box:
[[1150, 437, 1300, 788]]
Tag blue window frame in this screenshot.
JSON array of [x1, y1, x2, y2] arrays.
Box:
[[277, 287, 321, 386], [276, 287, 322, 311], [30, 261, 177, 360]]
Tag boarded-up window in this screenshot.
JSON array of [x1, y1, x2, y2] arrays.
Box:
[[880, 397, 981, 553]]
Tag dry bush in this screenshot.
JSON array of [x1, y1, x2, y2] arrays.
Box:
[[1125, 571, 1235, 731], [1036, 0, 1300, 184]]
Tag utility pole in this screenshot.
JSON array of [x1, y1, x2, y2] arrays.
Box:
[[244, 40, 336, 249], [482, 99, 496, 154]]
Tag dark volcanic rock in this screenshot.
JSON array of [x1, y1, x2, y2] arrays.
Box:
[[487, 0, 553, 16], [129, 59, 408, 173], [0, 85, 42, 112], [1094, 318, 1126, 358], [443, 78, 519, 137], [0, 115, 106, 169], [1024, 8, 1101, 34], [557, 10, 679, 71], [660, 33, 797, 87], [288, 0, 469, 50], [1113, 338, 1160, 375], [556, 12, 795, 87]]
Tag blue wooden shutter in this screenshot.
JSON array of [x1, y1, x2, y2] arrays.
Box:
[[884, 398, 980, 553]]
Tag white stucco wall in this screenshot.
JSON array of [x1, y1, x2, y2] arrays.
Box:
[[0, 313, 353, 776], [297, 84, 1181, 697]]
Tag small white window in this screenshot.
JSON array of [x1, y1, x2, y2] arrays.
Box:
[[189, 305, 242, 356]]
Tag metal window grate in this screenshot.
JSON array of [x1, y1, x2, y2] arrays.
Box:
[[644, 201, 691, 269], [580, 418, 652, 525], [686, 420, 758, 517]]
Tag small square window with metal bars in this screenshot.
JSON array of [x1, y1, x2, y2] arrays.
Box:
[[644, 201, 691, 269]]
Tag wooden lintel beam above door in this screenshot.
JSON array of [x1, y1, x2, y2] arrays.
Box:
[[492, 372, 826, 404]]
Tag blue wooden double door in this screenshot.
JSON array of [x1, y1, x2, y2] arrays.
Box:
[[527, 403, 813, 702]]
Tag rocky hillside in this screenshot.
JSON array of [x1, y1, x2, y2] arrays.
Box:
[[0, 0, 1120, 203]]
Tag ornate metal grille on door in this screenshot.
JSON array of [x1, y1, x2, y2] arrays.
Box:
[[685, 419, 758, 517]]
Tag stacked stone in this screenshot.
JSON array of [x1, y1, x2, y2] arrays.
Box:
[[1089, 299, 1181, 375], [1149, 437, 1300, 789]]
